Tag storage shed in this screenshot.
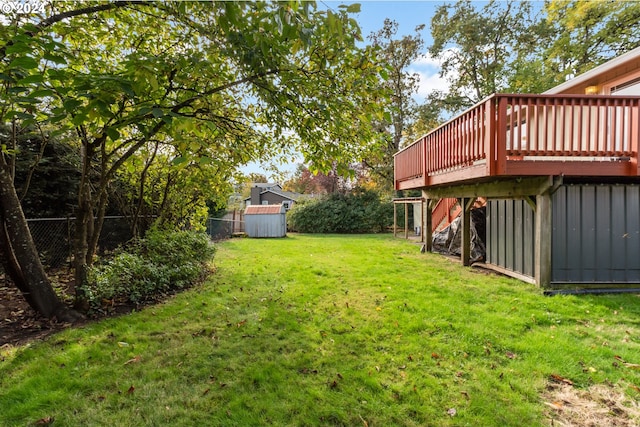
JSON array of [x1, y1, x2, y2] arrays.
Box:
[[244, 204, 287, 238]]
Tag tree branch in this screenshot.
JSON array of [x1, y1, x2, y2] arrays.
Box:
[[1, 2, 149, 60]]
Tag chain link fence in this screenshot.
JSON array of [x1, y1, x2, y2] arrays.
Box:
[[2, 212, 244, 277], [206, 210, 245, 241], [2, 216, 135, 273]]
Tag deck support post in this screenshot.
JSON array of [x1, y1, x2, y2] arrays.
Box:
[[393, 203, 397, 237], [460, 197, 472, 266], [535, 192, 552, 288], [423, 191, 433, 252], [404, 203, 409, 239]]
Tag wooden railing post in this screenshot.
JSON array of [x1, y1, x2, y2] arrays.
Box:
[[496, 95, 508, 175], [631, 98, 640, 176], [485, 96, 496, 176]]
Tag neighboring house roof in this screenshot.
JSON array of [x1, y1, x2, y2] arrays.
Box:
[[251, 182, 282, 190], [265, 188, 302, 201], [245, 205, 285, 215], [544, 45, 640, 95], [243, 187, 303, 202]]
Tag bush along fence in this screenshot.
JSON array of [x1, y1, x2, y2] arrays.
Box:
[[82, 229, 216, 312]]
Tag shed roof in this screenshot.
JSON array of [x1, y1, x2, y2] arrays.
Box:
[[245, 204, 285, 215]]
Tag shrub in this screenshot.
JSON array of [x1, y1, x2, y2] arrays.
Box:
[[82, 229, 215, 312], [288, 189, 393, 233]]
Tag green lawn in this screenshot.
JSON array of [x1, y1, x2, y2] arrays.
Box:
[[1, 234, 640, 426]]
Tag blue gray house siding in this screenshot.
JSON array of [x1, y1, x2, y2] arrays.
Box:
[[486, 183, 640, 286]]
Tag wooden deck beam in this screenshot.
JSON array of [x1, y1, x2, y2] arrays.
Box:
[[422, 176, 556, 200]]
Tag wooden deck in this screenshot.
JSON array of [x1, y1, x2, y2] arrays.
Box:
[[394, 94, 640, 191]]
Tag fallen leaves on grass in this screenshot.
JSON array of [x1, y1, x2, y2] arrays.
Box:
[[124, 355, 141, 365], [550, 374, 574, 386], [615, 355, 640, 370]]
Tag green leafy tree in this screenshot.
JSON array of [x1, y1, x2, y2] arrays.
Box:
[[110, 142, 235, 237], [0, 124, 79, 218], [428, 0, 539, 114], [364, 19, 425, 191], [539, 0, 640, 87], [403, 102, 445, 148], [0, 1, 386, 318]]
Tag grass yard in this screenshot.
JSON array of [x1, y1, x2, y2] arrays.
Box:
[[1, 234, 640, 426]]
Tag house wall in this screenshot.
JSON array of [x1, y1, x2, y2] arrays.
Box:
[[486, 184, 640, 286], [544, 46, 640, 95], [262, 192, 293, 206]]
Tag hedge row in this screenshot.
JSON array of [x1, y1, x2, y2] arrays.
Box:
[[287, 189, 393, 233]]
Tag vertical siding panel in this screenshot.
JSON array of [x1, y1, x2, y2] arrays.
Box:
[[567, 186, 582, 281], [581, 186, 597, 282], [514, 200, 523, 273], [485, 198, 535, 280], [524, 200, 535, 278], [595, 185, 612, 282], [488, 201, 497, 265], [611, 185, 626, 281], [487, 184, 639, 286], [552, 187, 567, 282], [506, 200, 514, 270], [498, 200, 506, 266], [627, 185, 640, 281]]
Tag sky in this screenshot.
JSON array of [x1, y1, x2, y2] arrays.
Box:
[[329, 0, 447, 102], [241, 0, 452, 179]]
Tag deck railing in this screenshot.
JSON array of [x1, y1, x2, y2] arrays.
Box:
[[394, 94, 640, 190], [431, 197, 459, 231]]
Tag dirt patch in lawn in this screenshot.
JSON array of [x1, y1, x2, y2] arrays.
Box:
[[0, 276, 72, 347], [0, 270, 142, 347], [544, 381, 640, 426]]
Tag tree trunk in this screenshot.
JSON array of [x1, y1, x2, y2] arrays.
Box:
[[0, 156, 79, 320], [73, 136, 95, 310]]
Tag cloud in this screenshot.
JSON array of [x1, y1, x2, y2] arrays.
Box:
[[408, 48, 459, 102]]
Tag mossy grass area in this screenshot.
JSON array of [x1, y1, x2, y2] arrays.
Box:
[[2, 234, 640, 426]]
